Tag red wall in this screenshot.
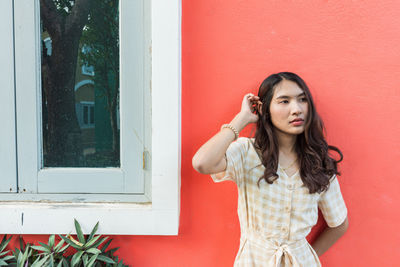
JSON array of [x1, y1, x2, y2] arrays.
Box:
[[10, 1, 400, 266]]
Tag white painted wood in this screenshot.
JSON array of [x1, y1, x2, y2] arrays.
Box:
[[0, 0, 17, 193], [120, 0, 146, 193], [38, 168, 125, 193], [151, 0, 181, 213], [1, 0, 181, 235], [0, 201, 178, 235], [143, 0, 153, 201], [0, 193, 150, 203], [14, 0, 40, 193]]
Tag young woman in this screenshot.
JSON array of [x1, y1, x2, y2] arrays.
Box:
[[192, 72, 348, 267]]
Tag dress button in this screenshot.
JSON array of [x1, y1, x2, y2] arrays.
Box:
[[284, 206, 290, 212], [287, 184, 293, 190], [281, 226, 287, 232]]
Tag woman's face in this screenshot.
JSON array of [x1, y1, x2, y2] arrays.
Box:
[[268, 79, 308, 136]]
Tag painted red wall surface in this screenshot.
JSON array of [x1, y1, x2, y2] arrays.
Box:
[[9, 1, 400, 266]]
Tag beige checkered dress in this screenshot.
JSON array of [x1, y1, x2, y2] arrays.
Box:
[[211, 137, 348, 267]]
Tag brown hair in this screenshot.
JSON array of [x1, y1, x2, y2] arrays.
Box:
[[252, 72, 343, 194]]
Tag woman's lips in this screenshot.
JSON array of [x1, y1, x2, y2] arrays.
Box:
[[290, 120, 304, 126]]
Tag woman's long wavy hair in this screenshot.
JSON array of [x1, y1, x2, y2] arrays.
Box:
[[252, 72, 343, 194]]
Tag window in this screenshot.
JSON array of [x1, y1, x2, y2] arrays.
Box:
[[0, 0, 181, 235], [76, 101, 95, 128]]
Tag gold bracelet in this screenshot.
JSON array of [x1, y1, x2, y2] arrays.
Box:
[[221, 123, 239, 140]]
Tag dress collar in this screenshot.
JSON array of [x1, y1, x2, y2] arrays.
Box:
[[248, 138, 263, 170]]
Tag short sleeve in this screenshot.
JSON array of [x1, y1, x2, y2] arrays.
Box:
[[210, 137, 248, 184], [318, 174, 348, 227]]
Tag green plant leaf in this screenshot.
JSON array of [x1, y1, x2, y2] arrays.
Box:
[[87, 222, 99, 242], [59, 235, 82, 250], [54, 237, 66, 251], [58, 244, 70, 254], [74, 219, 86, 244], [49, 235, 55, 248], [49, 254, 55, 267], [12, 247, 20, 259], [18, 236, 25, 252], [31, 245, 50, 252], [86, 248, 101, 255], [31, 255, 49, 267], [0, 235, 6, 252], [0, 235, 12, 253], [82, 253, 88, 266], [71, 250, 84, 267], [86, 254, 98, 267], [38, 242, 52, 251], [1, 255, 14, 261], [100, 238, 112, 252], [17, 245, 29, 267], [57, 260, 63, 267], [62, 257, 69, 267], [107, 247, 119, 254], [96, 255, 115, 264], [0, 259, 7, 266], [90, 236, 108, 249], [32, 256, 41, 265], [83, 235, 102, 249], [0, 250, 10, 257]]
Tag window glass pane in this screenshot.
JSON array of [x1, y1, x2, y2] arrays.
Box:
[[83, 106, 89, 124], [90, 106, 95, 124], [40, 0, 120, 167]]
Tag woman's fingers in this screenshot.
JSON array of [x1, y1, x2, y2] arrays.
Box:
[[244, 94, 261, 108], [241, 93, 262, 119]]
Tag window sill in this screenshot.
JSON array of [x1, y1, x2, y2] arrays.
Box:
[[0, 201, 179, 235]]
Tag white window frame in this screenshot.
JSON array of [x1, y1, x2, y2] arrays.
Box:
[[0, 0, 17, 194], [0, 0, 181, 235]]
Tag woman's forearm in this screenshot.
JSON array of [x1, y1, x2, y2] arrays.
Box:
[[192, 112, 248, 174], [311, 217, 349, 257]]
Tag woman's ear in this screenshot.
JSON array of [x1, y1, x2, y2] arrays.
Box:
[[257, 102, 263, 115]]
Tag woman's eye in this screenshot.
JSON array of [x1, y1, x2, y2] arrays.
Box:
[[300, 97, 307, 102], [280, 100, 289, 104]]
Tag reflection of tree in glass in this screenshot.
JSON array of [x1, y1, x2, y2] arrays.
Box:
[[80, 0, 120, 157], [41, 0, 93, 167]]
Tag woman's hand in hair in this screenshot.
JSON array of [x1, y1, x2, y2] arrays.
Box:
[[239, 93, 262, 125]]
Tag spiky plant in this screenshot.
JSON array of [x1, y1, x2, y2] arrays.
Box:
[[0, 235, 14, 266], [60, 219, 115, 267], [31, 234, 70, 267], [1, 219, 129, 267]]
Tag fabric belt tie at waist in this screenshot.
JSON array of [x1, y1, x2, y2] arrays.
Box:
[[267, 243, 300, 267], [243, 230, 305, 267]]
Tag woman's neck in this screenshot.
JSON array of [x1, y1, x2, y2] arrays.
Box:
[[274, 129, 297, 155]]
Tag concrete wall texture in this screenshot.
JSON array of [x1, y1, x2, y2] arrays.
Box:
[[12, 1, 400, 266]]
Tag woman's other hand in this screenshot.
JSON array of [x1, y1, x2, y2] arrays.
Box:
[[239, 93, 262, 125]]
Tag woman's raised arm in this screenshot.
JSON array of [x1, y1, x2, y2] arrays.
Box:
[[192, 93, 262, 174]]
